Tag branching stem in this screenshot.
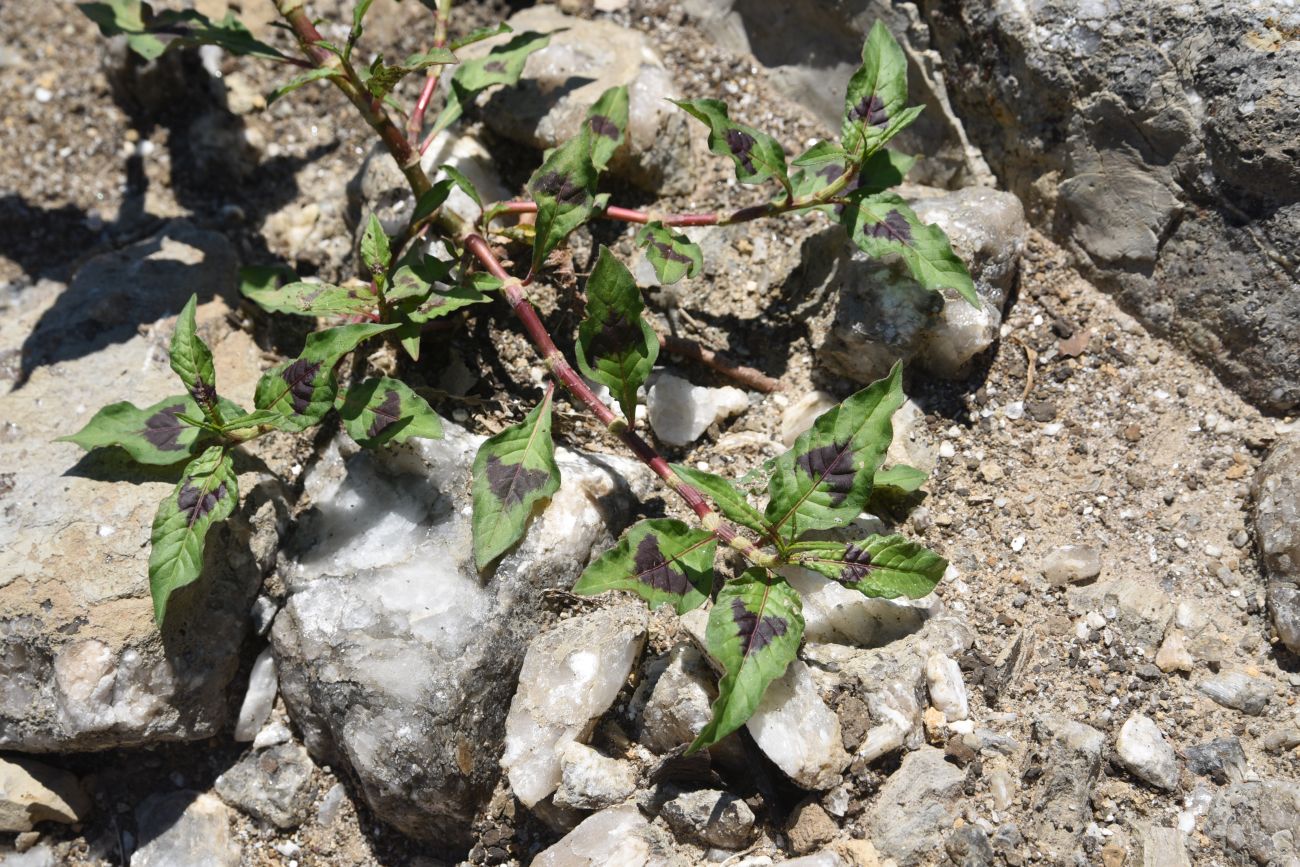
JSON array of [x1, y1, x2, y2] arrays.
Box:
[[407, 0, 453, 145]]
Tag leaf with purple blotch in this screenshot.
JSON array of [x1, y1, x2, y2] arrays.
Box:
[[168, 295, 221, 423], [430, 30, 551, 137], [527, 123, 599, 276], [672, 98, 788, 187], [841, 21, 913, 158], [790, 143, 914, 206], [241, 277, 378, 319], [573, 519, 716, 614], [839, 191, 977, 305], [148, 445, 238, 624], [585, 85, 628, 172], [359, 213, 392, 285], [635, 222, 703, 285], [669, 464, 769, 536], [253, 323, 397, 432], [788, 534, 946, 599], [336, 376, 443, 448], [764, 362, 904, 541], [471, 389, 561, 569], [574, 247, 658, 426], [58, 395, 210, 465], [688, 568, 804, 753], [360, 46, 457, 100]]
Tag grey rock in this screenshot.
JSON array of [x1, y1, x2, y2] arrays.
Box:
[[233, 647, 277, 742], [1262, 727, 1300, 754], [1198, 671, 1272, 716], [0, 225, 287, 752], [1026, 716, 1104, 860], [553, 743, 637, 812], [0, 757, 90, 832], [131, 791, 240, 867], [214, 743, 316, 829], [531, 803, 681, 867], [744, 660, 849, 790], [638, 644, 716, 753], [1115, 713, 1179, 791], [1253, 435, 1300, 654], [1067, 579, 1173, 652], [1185, 738, 1247, 785], [1041, 546, 1102, 587], [660, 788, 755, 849], [468, 7, 695, 194], [1133, 824, 1191, 867], [0, 845, 57, 867], [946, 825, 995, 867], [1204, 780, 1300, 865], [866, 746, 964, 866], [271, 426, 648, 847], [927, 0, 1300, 412]]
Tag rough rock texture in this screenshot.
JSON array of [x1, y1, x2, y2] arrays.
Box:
[[501, 605, 647, 809], [1026, 716, 1104, 860], [531, 803, 680, 867], [1067, 579, 1173, 653], [866, 746, 964, 866], [270, 426, 649, 848], [744, 660, 849, 790], [0, 756, 90, 832], [1115, 713, 1179, 792], [213, 743, 316, 829], [928, 0, 1300, 412], [645, 373, 750, 447], [660, 788, 755, 849], [637, 643, 715, 753], [806, 186, 1025, 384], [130, 791, 240, 867], [553, 742, 637, 812], [1253, 435, 1300, 653], [0, 223, 286, 752], [1204, 780, 1300, 866], [468, 7, 696, 194]]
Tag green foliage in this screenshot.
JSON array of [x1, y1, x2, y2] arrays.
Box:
[[673, 98, 789, 188], [242, 279, 376, 318], [60, 395, 211, 465], [841, 20, 915, 158], [78, 1, 286, 62], [635, 222, 703, 285], [574, 519, 716, 614], [360, 47, 457, 100], [585, 86, 629, 171], [432, 30, 551, 135], [169, 296, 220, 423], [337, 377, 443, 448], [670, 464, 768, 535], [788, 534, 946, 598], [575, 247, 658, 426]]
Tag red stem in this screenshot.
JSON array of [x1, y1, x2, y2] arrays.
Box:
[[407, 0, 451, 146]]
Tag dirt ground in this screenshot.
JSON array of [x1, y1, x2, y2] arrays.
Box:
[[2, 0, 1297, 865]]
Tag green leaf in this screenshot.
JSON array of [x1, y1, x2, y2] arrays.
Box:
[[789, 534, 946, 599], [528, 126, 598, 275], [438, 164, 482, 208], [673, 98, 788, 187], [241, 279, 377, 318], [873, 463, 927, 495], [585, 85, 628, 172], [764, 362, 905, 541], [471, 390, 561, 569], [573, 519, 716, 614], [337, 377, 443, 448], [361, 47, 457, 99], [404, 283, 492, 323], [856, 148, 916, 194], [268, 66, 339, 104], [840, 192, 977, 305], [841, 20, 910, 158], [148, 446, 238, 624], [433, 31, 551, 135], [575, 247, 658, 425], [389, 253, 455, 303], [168, 295, 220, 423], [219, 409, 282, 433], [689, 569, 804, 753], [451, 22, 512, 51], [77, 1, 164, 60], [253, 323, 398, 432], [81, 2, 287, 62], [635, 222, 703, 285], [58, 395, 209, 465], [669, 464, 768, 536], [360, 214, 392, 281], [238, 264, 296, 301], [349, 0, 376, 55]]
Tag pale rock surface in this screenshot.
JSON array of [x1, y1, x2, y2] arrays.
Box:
[[1067, 579, 1173, 652], [1198, 671, 1272, 716], [1134, 824, 1191, 867], [553, 742, 637, 811], [925, 652, 969, 721], [645, 373, 749, 446], [1116, 713, 1180, 791], [1253, 435, 1300, 653], [638, 644, 715, 753], [1155, 631, 1194, 673], [744, 660, 849, 790], [233, 647, 277, 742], [213, 743, 316, 829], [660, 788, 755, 849], [783, 567, 932, 648], [0, 224, 289, 752], [1026, 716, 1105, 857], [130, 791, 240, 867], [502, 606, 648, 809], [0, 757, 90, 832], [780, 390, 838, 448], [466, 7, 695, 193], [1041, 545, 1102, 587], [866, 746, 964, 866], [271, 425, 649, 847], [1204, 779, 1300, 865], [530, 804, 674, 867]]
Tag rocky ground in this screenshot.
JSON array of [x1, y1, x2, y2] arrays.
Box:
[[2, 1, 1298, 866]]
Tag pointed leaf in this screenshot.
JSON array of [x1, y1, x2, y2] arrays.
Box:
[[670, 464, 768, 536], [404, 283, 492, 323], [253, 323, 397, 432], [439, 164, 482, 208], [59, 395, 209, 465], [841, 20, 910, 158], [673, 98, 788, 187], [585, 85, 628, 172], [689, 569, 803, 753], [268, 66, 339, 104], [337, 377, 443, 448], [789, 534, 946, 599], [451, 22, 512, 52], [433, 31, 551, 135], [573, 519, 716, 614], [575, 247, 658, 424], [840, 192, 977, 305], [873, 463, 928, 494], [764, 362, 905, 541], [635, 222, 703, 285], [148, 446, 238, 624], [471, 390, 561, 568], [361, 47, 457, 99], [168, 295, 220, 422], [360, 214, 392, 281], [242, 279, 377, 318], [528, 127, 599, 275]]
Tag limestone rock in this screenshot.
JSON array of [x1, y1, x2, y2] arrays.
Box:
[[1253, 435, 1300, 653], [130, 791, 240, 867], [866, 746, 964, 865], [233, 647, 277, 743], [646, 373, 749, 447], [553, 742, 637, 812], [531, 804, 675, 867], [638, 644, 716, 754], [1115, 713, 1179, 791], [270, 425, 649, 847], [1041, 546, 1102, 587], [925, 652, 969, 722], [1198, 671, 1272, 716], [745, 660, 850, 790], [0, 757, 90, 832], [1204, 779, 1300, 865], [661, 788, 755, 849], [1026, 716, 1104, 859], [1067, 579, 1173, 652], [214, 743, 316, 829]]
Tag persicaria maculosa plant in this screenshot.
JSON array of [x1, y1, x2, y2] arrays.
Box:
[[67, 1, 978, 752]]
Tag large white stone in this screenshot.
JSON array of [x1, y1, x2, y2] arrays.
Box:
[[233, 647, 277, 742], [531, 804, 656, 867], [746, 660, 849, 790], [646, 373, 749, 446], [1116, 713, 1180, 791]]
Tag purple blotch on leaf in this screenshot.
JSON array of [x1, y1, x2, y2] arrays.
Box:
[[795, 440, 855, 505], [484, 454, 550, 508], [651, 240, 694, 267], [852, 93, 889, 127], [730, 597, 788, 655], [483, 60, 507, 74], [633, 534, 689, 595], [866, 209, 911, 243], [816, 162, 845, 185], [588, 309, 638, 358], [140, 404, 189, 450], [839, 543, 874, 582], [367, 389, 402, 439], [588, 115, 620, 140], [532, 171, 587, 205], [178, 480, 227, 527], [189, 378, 217, 407], [724, 128, 757, 174], [281, 359, 322, 414]]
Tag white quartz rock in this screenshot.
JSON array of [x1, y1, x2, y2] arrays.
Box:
[[420, 131, 512, 225], [502, 606, 648, 808], [1116, 713, 1180, 791], [783, 567, 931, 647], [531, 804, 654, 867], [233, 647, 277, 742], [925, 652, 969, 721], [553, 742, 637, 811], [646, 373, 749, 446], [746, 660, 850, 789]]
